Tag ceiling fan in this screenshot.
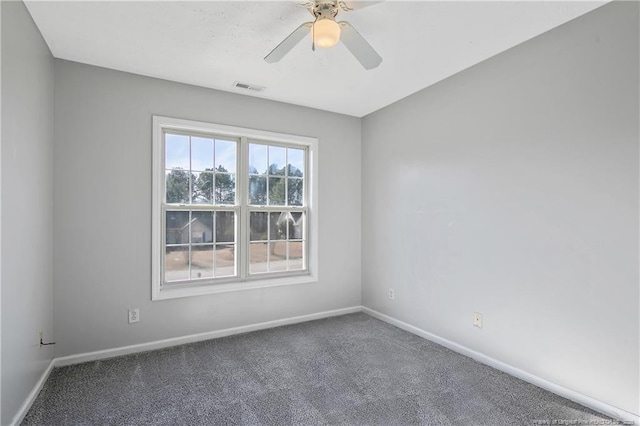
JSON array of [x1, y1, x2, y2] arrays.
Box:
[[264, 0, 383, 70]]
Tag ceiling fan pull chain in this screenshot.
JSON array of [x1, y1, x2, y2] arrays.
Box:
[[312, 19, 316, 51]]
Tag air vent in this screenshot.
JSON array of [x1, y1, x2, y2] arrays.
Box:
[[233, 81, 266, 93]]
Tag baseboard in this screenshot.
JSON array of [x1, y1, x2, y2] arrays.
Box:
[[11, 306, 361, 424], [16, 306, 638, 425], [361, 306, 640, 424], [10, 359, 55, 426], [54, 306, 362, 367]]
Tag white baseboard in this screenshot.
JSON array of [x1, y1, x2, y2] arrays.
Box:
[[10, 359, 55, 426], [54, 306, 362, 367], [14, 306, 638, 426], [361, 306, 640, 424], [10, 306, 360, 425]]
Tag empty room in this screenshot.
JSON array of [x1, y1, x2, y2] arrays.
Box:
[[1, 0, 638, 425]]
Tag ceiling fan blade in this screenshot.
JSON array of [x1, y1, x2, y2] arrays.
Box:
[[338, 21, 382, 70], [339, 0, 384, 11], [264, 22, 313, 64]]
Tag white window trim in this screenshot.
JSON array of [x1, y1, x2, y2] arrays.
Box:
[[152, 115, 319, 301]]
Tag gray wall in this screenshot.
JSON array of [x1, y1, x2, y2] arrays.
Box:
[[361, 1, 639, 416], [1, 2, 55, 424], [53, 60, 362, 357]]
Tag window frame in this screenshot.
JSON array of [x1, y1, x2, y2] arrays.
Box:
[[152, 116, 318, 301]]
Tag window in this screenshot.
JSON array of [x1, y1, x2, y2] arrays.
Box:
[[152, 116, 318, 300]]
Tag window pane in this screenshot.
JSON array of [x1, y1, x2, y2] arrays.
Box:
[[249, 176, 267, 205], [287, 148, 304, 177], [268, 146, 286, 176], [250, 242, 268, 274], [269, 241, 287, 272], [269, 177, 285, 205], [165, 134, 189, 170], [287, 178, 303, 206], [191, 245, 213, 280], [191, 137, 213, 172], [166, 211, 190, 244], [161, 126, 310, 283], [288, 241, 304, 271], [165, 170, 190, 204], [250, 212, 268, 241], [192, 172, 213, 204], [215, 244, 235, 277], [165, 246, 189, 282], [290, 212, 304, 240], [215, 173, 235, 204], [215, 140, 236, 173], [269, 212, 287, 240], [249, 144, 267, 175], [215, 211, 235, 243], [191, 211, 213, 243]]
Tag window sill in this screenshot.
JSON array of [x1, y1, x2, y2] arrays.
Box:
[[152, 273, 317, 301]]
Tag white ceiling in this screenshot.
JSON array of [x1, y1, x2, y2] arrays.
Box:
[[25, 1, 606, 117]]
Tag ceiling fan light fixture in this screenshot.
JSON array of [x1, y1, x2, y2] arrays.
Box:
[[313, 17, 341, 48], [264, 0, 382, 70]]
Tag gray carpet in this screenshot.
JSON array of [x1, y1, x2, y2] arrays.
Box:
[[23, 313, 611, 425]]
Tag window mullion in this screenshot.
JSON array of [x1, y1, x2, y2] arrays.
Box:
[[266, 215, 271, 273], [239, 136, 249, 280], [286, 217, 290, 271], [188, 210, 192, 280], [212, 210, 217, 279], [189, 136, 193, 204], [266, 147, 270, 207]]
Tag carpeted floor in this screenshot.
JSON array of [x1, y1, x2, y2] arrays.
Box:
[[23, 313, 611, 425]]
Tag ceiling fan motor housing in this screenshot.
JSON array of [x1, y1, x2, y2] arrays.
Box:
[[312, 1, 340, 19]]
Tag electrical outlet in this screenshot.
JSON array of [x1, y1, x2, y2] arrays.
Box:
[[388, 288, 395, 300], [473, 312, 483, 328], [128, 308, 140, 324]]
